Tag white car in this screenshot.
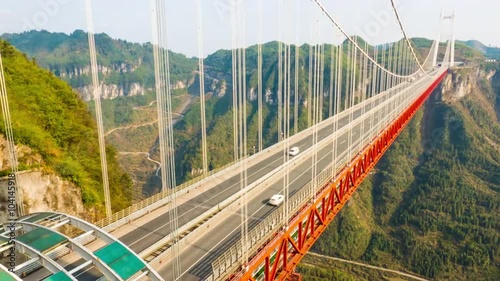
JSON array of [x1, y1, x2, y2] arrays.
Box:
[[289, 147, 300, 156], [268, 194, 285, 206]]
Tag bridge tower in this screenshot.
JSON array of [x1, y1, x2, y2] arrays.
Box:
[[450, 9, 456, 67], [432, 11, 443, 67], [441, 10, 456, 67]]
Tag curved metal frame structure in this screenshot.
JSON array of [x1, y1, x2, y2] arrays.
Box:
[[9, 212, 164, 281], [15, 221, 122, 281], [47, 212, 164, 281], [13, 238, 77, 281], [0, 263, 23, 281]]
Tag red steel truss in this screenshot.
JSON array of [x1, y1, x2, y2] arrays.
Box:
[[237, 71, 448, 281]]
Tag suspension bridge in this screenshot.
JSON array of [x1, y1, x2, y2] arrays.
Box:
[[0, 0, 456, 280]]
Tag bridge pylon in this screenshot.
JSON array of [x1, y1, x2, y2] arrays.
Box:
[[442, 9, 456, 67]]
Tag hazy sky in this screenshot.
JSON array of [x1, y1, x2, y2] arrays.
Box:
[[0, 0, 498, 57]]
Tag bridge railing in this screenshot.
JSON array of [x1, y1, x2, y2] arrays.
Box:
[[94, 158, 241, 230]]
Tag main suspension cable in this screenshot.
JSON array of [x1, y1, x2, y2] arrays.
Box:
[[312, 0, 433, 79]]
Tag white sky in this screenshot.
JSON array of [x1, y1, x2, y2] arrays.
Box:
[[0, 0, 498, 57]]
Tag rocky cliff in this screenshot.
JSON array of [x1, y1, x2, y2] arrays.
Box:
[[439, 67, 497, 102], [78, 82, 149, 101], [0, 136, 92, 222]]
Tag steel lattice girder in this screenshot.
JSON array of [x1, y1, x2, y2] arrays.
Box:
[[238, 70, 448, 281]]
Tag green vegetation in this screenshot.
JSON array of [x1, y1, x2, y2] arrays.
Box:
[[87, 91, 156, 129], [0, 40, 132, 215]]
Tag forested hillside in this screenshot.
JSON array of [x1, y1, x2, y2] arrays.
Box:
[[0, 40, 133, 217], [299, 64, 500, 280]]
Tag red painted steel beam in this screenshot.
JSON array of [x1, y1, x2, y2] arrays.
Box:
[[237, 71, 447, 281]]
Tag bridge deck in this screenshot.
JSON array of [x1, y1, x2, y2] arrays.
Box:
[[152, 71, 445, 280]]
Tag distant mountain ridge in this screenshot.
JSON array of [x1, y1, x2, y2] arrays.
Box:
[[1, 30, 198, 100], [458, 39, 500, 59]]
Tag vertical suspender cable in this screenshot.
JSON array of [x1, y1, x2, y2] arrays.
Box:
[[316, 41, 323, 192], [386, 43, 392, 95], [382, 44, 389, 130], [242, 14, 249, 269], [164, 0, 180, 274], [196, 0, 208, 174], [371, 46, 377, 139], [257, 0, 263, 152], [279, 0, 287, 227], [310, 41, 316, 199], [398, 39, 404, 81], [349, 37, 357, 162], [332, 43, 342, 179], [308, 43, 313, 128], [380, 44, 385, 93], [294, 0, 300, 134], [283, 0, 292, 223], [311, 17, 320, 198], [359, 41, 368, 150], [231, 9, 238, 162], [0, 54, 25, 217], [277, 0, 283, 143], [151, 0, 181, 278], [85, 0, 112, 219], [329, 44, 335, 118], [231, 2, 249, 269], [286, 40, 291, 220], [328, 43, 335, 169], [390, 42, 396, 121], [345, 41, 351, 160], [319, 43, 325, 123]]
